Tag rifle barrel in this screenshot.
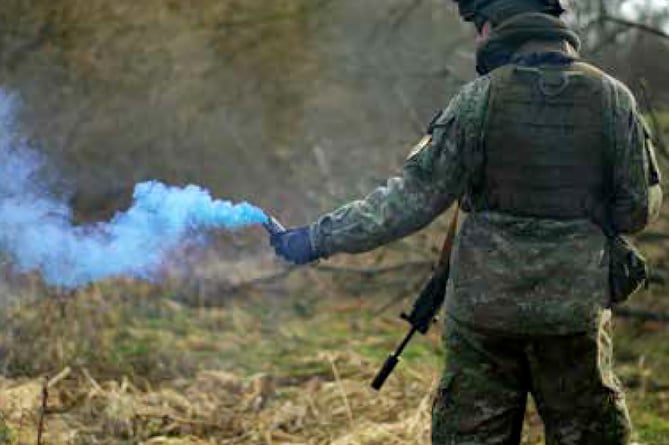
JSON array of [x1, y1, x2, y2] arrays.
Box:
[[371, 327, 417, 391]]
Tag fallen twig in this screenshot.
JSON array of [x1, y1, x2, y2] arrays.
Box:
[[135, 412, 222, 429], [36, 376, 48, 445], [47, 366, 71, 389], [181, 260, 432, 307], [81, 368, 104, 396], [328, 355, 355, 433]]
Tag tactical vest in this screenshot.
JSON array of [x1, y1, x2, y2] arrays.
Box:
[[471, 60, 611, 219]]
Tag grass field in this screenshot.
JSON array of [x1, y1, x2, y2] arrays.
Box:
[[0, 197, 667, 444]]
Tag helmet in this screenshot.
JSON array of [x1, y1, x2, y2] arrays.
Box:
[[453, 0, 566, 28]]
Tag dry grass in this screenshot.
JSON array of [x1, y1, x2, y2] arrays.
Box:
[[0, 232, 667, 445], [0, 353, 437, 445], [0, 273, 445, 445]]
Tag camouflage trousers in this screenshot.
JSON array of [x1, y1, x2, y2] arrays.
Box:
[[432, 315, 632, 445]]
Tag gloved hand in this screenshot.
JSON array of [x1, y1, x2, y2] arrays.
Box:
[[270, 226, 320, 265]]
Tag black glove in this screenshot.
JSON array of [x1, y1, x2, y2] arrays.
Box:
[[270, 226, 320, 265]]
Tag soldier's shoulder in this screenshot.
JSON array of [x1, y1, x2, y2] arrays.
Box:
[[457, 75, 492, 102], [441, 76, 492, 124], [578, 60, 635, 104], [577, 61, 637, 109], [604, 74, 637, 109]]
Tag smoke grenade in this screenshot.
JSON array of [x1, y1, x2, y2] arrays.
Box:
[[0, 89, 270, 288]]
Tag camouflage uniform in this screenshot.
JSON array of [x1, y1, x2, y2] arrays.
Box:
[[431, 314, 631, 444], [308, 13, 662, 445]]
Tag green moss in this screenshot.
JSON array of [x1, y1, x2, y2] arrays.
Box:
[[634, 411, 669, 443], [0, 420, 14, 445]]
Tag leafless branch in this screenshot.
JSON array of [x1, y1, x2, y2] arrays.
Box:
[[602, 16, 669, 41], [369, 0, 427, 43], [315, 260, 432, 277], [4, 22, 53, 70], [586, 25, 633, 55], [582, 12, 669, 55], [638, 79, 669, 162]]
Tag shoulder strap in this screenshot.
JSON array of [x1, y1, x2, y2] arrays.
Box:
[[437, 205, 460, 269], [595, 70, 618, 238]]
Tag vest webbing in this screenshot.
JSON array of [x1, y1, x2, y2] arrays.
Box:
[[475, 61, 611, 219]]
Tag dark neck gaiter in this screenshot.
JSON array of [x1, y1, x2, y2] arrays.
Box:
[[476, 13, 582, 75]]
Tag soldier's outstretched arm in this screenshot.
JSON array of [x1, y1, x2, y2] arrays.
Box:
[[305, 78, 490, 258], [609, 83, 663, 234]]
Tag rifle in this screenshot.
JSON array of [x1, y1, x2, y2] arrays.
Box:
[[371, 206, 460, 391]]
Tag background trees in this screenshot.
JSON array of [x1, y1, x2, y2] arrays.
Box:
[[0, 0, 666, 222]]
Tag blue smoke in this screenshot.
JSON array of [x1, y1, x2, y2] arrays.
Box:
[[0, 90, 269, 288]]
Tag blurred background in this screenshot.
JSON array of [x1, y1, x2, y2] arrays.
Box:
[[0, 1, 667, 444], [1, 0, 666, 223]]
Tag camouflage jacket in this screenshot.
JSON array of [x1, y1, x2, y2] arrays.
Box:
[[308, 59, 663, 335]]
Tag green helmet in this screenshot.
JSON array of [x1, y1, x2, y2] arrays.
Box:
[[453, 0, 566, 29]]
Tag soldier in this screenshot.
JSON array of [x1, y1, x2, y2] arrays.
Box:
[[270, 0, 664, 443]]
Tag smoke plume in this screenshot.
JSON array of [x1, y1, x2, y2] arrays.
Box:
[[0, 89, 268, 288]]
